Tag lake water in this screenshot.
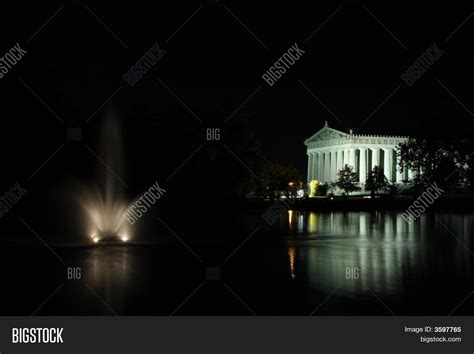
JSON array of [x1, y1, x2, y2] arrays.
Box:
[[1, 211, 473, 315]]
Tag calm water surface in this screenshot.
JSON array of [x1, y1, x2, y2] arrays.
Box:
[[1, 211, 473, 315]]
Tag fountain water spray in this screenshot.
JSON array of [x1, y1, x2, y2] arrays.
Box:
[[77, 111, 132, 243]]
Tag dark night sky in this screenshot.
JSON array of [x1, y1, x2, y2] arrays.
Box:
[[0, 1, 473, 195]]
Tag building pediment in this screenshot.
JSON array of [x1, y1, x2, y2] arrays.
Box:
[[304, 125, 347, 145]]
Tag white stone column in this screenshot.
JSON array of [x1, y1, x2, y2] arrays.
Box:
[[318, 152, 324, 181], [313, 152, 322, 181], [336, 149, 343, 177], [396, 169, 403, 183], [343, 149, 349, 167], [408, 167, 414, 182], [307, 153, 313, 182], [349, 148, 356, 170], [371, 148, 379, 170], [383, 148, 393, 182], [319, 152, 324, 182], [330, 151, 337, 181], [311, 152, 317, 181], [320, 152, 325, 182], [324, 151, 330, 182], [359, 147, 367, 183], [389, 148, 397, 182], [330, 151, 334, 182]]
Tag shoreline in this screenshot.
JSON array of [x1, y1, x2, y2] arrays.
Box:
[[245, 194, 474, 212]]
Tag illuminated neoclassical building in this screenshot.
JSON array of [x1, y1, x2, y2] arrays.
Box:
[[305, 122, 413, 184]]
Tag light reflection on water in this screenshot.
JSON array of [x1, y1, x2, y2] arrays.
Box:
[[44, 211, 473, 315], [285, 211, 474, 298], [85, 247, 133, 313]]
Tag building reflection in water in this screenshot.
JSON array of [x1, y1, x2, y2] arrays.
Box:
[[288, 245, 296, 279], [286, 211, 474, 298], [307, 212, 317, 234]]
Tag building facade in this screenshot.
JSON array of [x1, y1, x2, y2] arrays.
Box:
[[305, 122, 413, 184]]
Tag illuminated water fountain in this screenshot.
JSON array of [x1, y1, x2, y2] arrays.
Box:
[[77, 112, 132, 244]]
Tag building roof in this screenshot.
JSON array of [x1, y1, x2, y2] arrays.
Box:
[[304, 122, 409, 145]]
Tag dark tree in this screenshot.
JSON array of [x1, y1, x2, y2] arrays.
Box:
[[259, 161, 303, 199], [365, 165, 390, 197], [396, 138, 469, 191], [334, 164, 360, 196], [316, 182, 329, 196]]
